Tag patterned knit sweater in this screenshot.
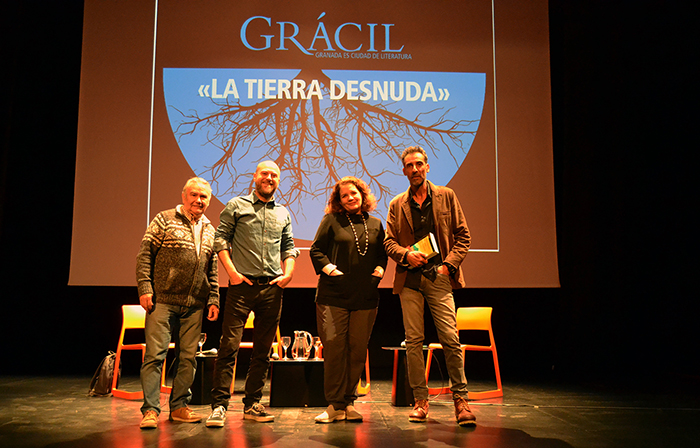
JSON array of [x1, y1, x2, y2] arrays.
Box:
[[136, 207, 219, 309]]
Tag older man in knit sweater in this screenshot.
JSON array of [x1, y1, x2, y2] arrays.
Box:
[[135, 177, 220, 429]]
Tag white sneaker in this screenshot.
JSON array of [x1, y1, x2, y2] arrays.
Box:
[[205, 406, 226, 428], [315, 405, 346, 423]]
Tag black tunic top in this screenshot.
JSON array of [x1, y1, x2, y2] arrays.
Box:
[[309, 212, 388, 310]]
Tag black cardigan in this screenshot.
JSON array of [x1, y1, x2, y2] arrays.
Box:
[[309, 212, 388, 310]]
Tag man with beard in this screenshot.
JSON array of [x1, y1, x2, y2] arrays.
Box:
[[206, 161, 299, 427], [384, 146, 476, 427]]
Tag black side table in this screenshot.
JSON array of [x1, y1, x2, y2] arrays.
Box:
[[269, 359, 325, 407], [382, 346, 419, 407], [190, 353, 216, 405]]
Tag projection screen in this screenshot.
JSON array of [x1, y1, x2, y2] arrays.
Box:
[[70, 0, 558, 288]]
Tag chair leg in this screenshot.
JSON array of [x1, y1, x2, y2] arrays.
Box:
[[466, 345, 503, 400], [111, 355, 144, 400], [229, 363, 237, 395], [111, 347, 145, 400], [111, 348, 122, 393], [425, 347, 450, 395], [357, 351, 371, 395], [425, 348, 433, 381]]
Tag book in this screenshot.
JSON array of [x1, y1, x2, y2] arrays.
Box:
[[411, 232, 439, 259]]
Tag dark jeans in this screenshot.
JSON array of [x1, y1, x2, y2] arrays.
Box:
[[210, 282, 283, 409]]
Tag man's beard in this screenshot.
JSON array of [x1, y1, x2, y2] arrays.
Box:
[[410, 176, 426, 188], [256, 183, 275, 200]]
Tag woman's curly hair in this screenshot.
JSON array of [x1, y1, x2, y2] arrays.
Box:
[[324, 176, 377, 215]]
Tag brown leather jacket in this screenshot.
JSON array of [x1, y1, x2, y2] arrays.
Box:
[[384, 181, 471, 294]]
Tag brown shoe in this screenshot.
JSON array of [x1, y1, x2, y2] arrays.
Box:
[[345, 405, 363, 422], [408, 399, 429, 422], [169, 407, 202, 423], [140, 410, 158, 429], [454, 397, 477, 426]]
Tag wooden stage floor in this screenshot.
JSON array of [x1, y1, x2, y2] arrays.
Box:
[[1, 376, 698, 448]]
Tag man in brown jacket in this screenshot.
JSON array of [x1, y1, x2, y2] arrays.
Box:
[[384, 146, 476, 427]]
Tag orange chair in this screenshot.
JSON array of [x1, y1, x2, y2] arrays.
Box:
[[425, 307, 503, 399], [356, 350, 371, 396], [111, 305, 173, 400], [230, 311, 282, 394]]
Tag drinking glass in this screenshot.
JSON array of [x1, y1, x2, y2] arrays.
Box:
[[281, 336, 291, 360], [198, 333, 207, 354], [313, 337, 323, 360]]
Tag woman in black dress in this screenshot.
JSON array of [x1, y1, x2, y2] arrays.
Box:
[[309, 176, 388, 423]]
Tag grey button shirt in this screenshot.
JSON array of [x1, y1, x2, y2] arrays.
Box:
[[214, 192, 299, 277]]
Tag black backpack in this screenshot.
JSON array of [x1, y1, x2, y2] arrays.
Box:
[[88, 352, 120, 397]]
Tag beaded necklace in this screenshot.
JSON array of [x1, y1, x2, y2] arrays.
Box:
[[346, 212, 368, 256]]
